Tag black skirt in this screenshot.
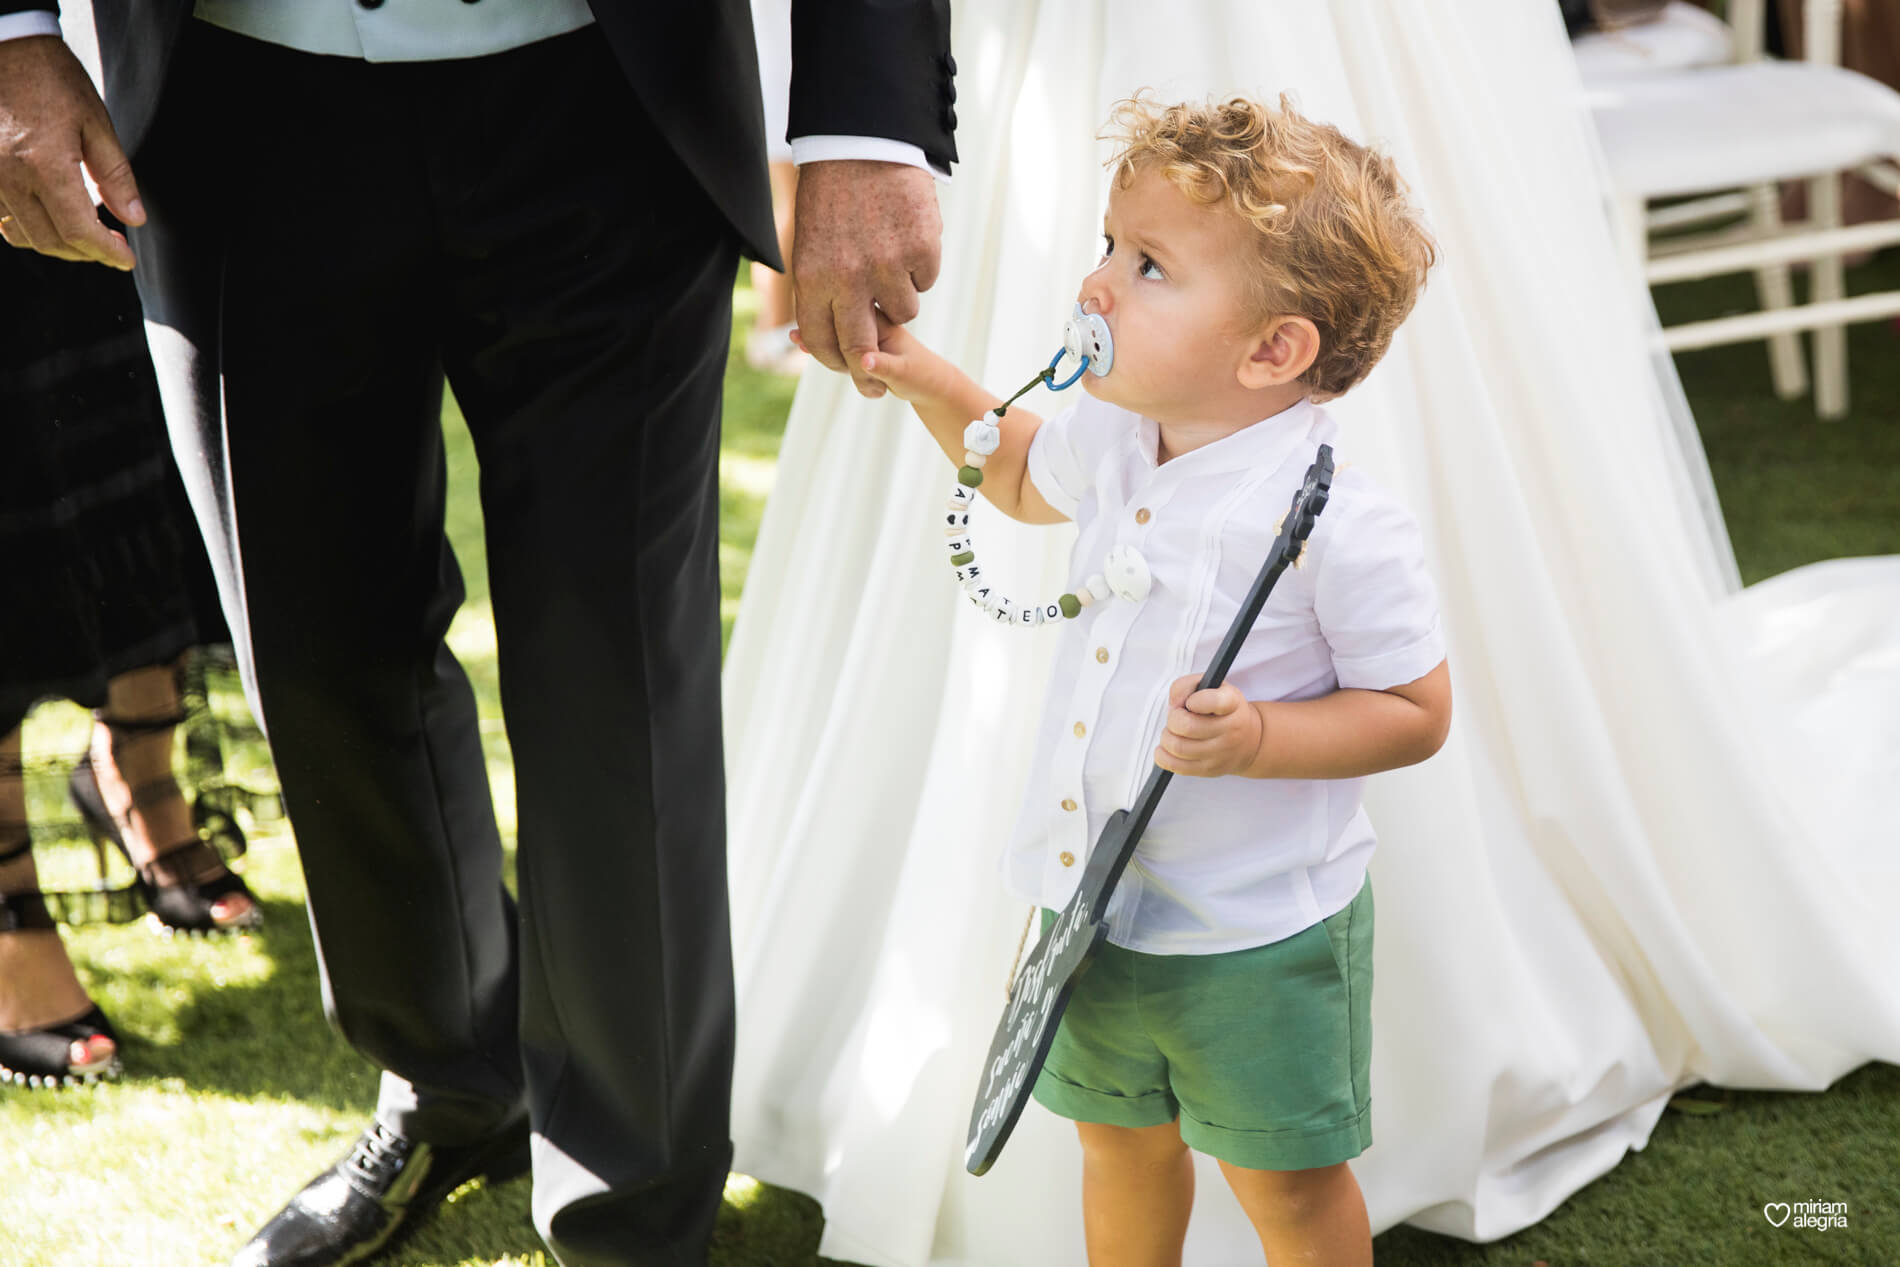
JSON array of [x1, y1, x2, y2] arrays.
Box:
[[0, 244, 228, 732]]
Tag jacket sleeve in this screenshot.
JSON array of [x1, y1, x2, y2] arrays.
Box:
[[787, 0, 957, 171]]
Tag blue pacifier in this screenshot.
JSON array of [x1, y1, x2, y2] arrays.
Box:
[[991, 303, 1117, 417], [1046, 302, 1114, 389]]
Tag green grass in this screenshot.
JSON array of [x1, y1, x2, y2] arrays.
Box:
[[1656, 246, 1900, 583], [5, 257, 1898, 1265]]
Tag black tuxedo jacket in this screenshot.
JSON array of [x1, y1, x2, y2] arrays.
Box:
[[5, 0, 958, 266]]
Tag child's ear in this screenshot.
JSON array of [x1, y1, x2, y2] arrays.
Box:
[[1237, 316, 1321, 390]]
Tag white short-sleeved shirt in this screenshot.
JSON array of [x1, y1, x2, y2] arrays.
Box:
[[1010, 393, 1444, 955]]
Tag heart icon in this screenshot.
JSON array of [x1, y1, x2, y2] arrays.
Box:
[[1764, 1203, 1792, 1227]]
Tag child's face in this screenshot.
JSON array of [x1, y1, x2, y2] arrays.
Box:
[[1076, 165, 1268, 421]]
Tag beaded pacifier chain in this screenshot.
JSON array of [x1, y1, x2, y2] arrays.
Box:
[[945, 305, 1145, 627]]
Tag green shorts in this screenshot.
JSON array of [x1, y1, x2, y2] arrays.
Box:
[[1032, 876, 1374, 1172]]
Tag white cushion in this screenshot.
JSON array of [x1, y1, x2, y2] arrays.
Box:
[[1591, 61, 1900, 197], [1572, 1, 1733, 80]]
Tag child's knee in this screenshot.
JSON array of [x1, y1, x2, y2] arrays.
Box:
[[1224, 1159, 1353, 1216], [1076, 1118, 1188, 1166]]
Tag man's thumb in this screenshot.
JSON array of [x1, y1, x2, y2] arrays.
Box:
[[81, 119, 142, 225]]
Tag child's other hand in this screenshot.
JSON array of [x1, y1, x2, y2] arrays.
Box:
[[1154, 675, 1263, 778]]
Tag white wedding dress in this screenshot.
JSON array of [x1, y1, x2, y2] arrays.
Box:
[[722, 2, 1900, 1263]]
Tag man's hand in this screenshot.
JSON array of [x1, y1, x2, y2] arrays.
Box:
[[0, 35, 143, 268], [791, 159, 941, 398], [1154, 676, 1265, 779]]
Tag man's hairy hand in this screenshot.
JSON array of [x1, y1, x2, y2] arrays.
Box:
[[0, 35, 143, 268], [792, 160, 942, 398]]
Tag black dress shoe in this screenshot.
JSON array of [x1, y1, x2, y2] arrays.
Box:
[[230, 1116, 532, 1266]]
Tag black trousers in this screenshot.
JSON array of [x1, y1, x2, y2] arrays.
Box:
[[130, 23, 737, 1266]]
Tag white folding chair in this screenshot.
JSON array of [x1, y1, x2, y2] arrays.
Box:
[[1571, 0, 1734, 80], [1587, 0, 1900, 418]]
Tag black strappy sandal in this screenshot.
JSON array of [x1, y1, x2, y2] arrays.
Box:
[[0, 839, 123, 1088], [69, 716, 263, 935]]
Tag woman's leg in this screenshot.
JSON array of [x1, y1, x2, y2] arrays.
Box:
[[752, 159, 800, 329], [88, 659, 255, 926], [0, 727, 116, 1067], [1219, 1159, 1372, 1267], [1076, 1119, 1195, 1267]]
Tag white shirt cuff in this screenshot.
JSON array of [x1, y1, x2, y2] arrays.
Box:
[[791, 135, 951, 182], [0, 11, 61, 41]]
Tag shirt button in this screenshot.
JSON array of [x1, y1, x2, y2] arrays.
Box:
[[1060, 798, 1078, 812], [1135, 508, 1151, 525], [1059, 852, 1076, 867], [1073, 721, 1086, 738], [1095, 647, 1110, 664]]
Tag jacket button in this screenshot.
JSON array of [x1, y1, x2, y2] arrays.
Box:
[[944, 53, 958, 75], [943, 107, 958, 131], [1059, 852, 1076, 868]]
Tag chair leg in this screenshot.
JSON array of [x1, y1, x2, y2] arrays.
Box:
[[1809, 172, 1849, 419], [1747, 183, 1809, 400]]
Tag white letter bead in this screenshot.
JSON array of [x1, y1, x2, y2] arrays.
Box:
[[963, 418, 1003, 455], [990, 597, 1016, 623], [955, 564, 983, 584], [1042, 603, 1064, 622], [950, 485, 977, 506], [1086, 574, 1113, 602], [1019, 604, 1042, 627], [963, 450, 988, 469], [968, 584, 994, 606], [943, 511, 971, 533], [947, 537, 972, 555]]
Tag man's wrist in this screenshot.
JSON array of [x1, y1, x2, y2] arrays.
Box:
[[0, 11, 61, 41]]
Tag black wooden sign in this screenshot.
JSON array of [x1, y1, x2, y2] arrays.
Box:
[[965, 445, 1336, 1176]]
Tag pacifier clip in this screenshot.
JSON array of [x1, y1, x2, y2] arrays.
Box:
[[944, 306, 1142, 625]]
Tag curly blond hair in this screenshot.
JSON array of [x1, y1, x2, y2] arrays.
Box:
[[1103, 93, 1436, 400]]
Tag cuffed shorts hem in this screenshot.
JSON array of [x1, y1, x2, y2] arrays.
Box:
[[1180, 1102, 1373, 1171], [1032, 1070, 1178, 1128]]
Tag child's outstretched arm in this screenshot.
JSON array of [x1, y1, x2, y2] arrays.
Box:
[[805, 315, 1066, 525]]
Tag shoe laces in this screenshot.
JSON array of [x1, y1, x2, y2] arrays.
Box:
[[343, 1121, 413, 1190]]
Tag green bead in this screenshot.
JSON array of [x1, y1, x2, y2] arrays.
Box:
[[1058, 593, 1082, 619], [951, 551, 975, 567], [958, 465, 984, 487]]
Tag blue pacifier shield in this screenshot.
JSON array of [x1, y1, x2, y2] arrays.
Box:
[[1062, 303, 1114, 376]]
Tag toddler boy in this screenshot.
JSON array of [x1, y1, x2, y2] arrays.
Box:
[[848, 94, 1448, 1267]]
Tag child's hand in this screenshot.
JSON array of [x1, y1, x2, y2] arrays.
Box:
[[1154, 675, 1264, 778], [799, 310, 955, 406]]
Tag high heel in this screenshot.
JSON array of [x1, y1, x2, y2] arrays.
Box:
[[0, 840, 122, 1088], [69, 749, 263, 936]]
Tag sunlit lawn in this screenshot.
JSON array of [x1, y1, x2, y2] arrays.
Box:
[[5, 255, 1899, 1265]]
